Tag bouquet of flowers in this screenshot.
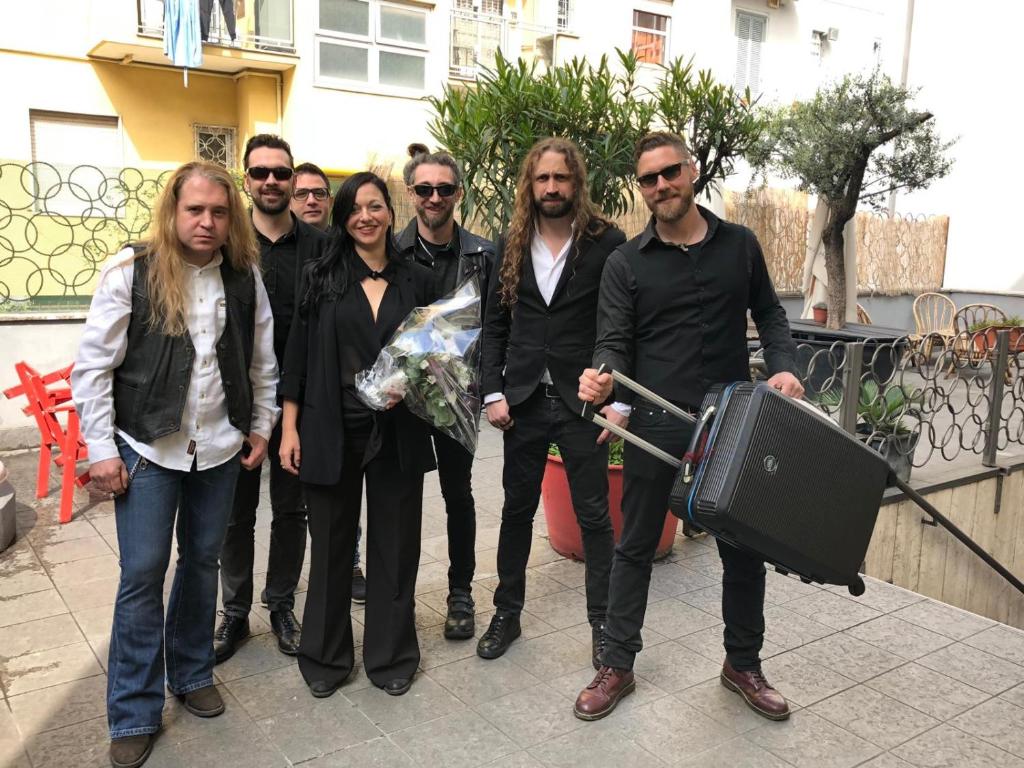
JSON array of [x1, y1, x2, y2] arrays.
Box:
[[355, 278, 482, 453]]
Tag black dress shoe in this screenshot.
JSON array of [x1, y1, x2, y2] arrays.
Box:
[[476, 612, 521, 659], [351, 567, 367, 605], [309, 680, 340, 699], [270, 609, 301, 655], [109, 733, 154, 768], [213, 612, 249, 664], [444, 588, 475, 640], [591, 621, 607, 671], [382, 677, 413, 696]]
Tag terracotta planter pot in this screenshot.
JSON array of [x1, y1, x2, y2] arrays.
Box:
[[812, 306, 827, 324], [974, 326, 1024, 353], [541, 454, 676, 561]]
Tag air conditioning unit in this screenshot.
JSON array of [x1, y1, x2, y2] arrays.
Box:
[[827, 27, 840, 42]]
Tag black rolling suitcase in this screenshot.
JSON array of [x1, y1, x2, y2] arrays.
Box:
[[585, 370, 889, 595]]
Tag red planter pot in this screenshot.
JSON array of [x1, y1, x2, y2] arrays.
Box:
[[541, 454, 677, 561]]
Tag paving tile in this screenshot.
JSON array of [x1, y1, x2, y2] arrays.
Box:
[[479, 751, 546, 768], [638, 599, 721, 640], [72, 603, 115, 646], [527, 724, 667, 767], [25, 519, 98, 548], [762, 605, 835, 652], [345, 674, 465, 733], [965, 625, 1024, 666], [892, 723, 1024, 768], [794, 632, 904, 683], [856, 755, 916, 768], [222, 663, 310, 720], [391, 709, 517, 768], [475, 683, 584, 748], [1, 641, 102, 697], [302, 737, 416, 767], [429, 654, 539, 707], [633, 640, 722, 693], [810, 684, 938, 750], [673, 735, 796, 768], [0, 589, 67, 628], [866, 663, 989, 721], [746, 709, 882, 768], [0, 704, 32, 768], [211, 632, 296, 684], [23, 714, 109, 768], [826, 579, 925, 614], [676, 679, 789, 734], [256, 699, 382, 764], [846, 616, 953, 661], [533, 559, 587, 589], [7, 674, 108, 736], [170, 723, 289, 767], [647, 562, 717, 596], [158, 684, 255, 745], [55, 575, 119, 611], [0, 568, 53, 599], [949, 696, 1024, 758], [32, 536, 112, 566], [504, 630, 592, 680], [45, 554, 119, 588], [419, 626, 491, 670], [476, 571, 567, 601], [0, 613, 83, 659], [760, 651, 857, 707], [676, 583, 723, 615], [783, 590, 883, 631], [916, 641, 1024, 695], [599, 694, 735, 765], [763, 572, 826, 605], [893, 599, 996, 640], [682, 552, 724, 578], [519, 589, 589, 630], [677, 623, 784, 664]]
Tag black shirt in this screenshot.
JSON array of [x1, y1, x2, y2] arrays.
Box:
[[334, 258, 405, 427], [256, 218, 300, 364], [412, 231, 460, 296], [594, 206, 797, 409]]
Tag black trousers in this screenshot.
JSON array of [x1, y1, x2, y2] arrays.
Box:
[[298, 429, 424, 688], [432, 429, 476, 592], [220, 422, 306, 616], [493, 386, 613, 625], [602, 403, 766, 672], [199, 0, 237, 40]]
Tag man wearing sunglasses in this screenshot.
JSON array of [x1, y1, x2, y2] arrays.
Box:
[[574, 132, 802, 723], [290, 162, 333, 231], [394, 143, 495, 641], [216, 134, 328, 664]]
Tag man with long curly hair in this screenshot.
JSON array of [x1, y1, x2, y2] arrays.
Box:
[[478, 137, 626, 665], [72, 161, 279, 768]]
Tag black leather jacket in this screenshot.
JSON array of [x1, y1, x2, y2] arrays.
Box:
[[394, 219, 496, 306]]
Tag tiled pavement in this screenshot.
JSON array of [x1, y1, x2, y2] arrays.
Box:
[[5, 425, 1024, 767]]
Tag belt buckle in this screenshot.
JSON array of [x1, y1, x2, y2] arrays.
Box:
[[543, 384, 559, 399]]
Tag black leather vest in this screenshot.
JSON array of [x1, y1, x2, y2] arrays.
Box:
[[113, 253, 256, 444]]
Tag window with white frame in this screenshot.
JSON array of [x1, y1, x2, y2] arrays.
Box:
[[29, 110, 124, 217], [734, 10, 766, 95], [557, 0, 572, 29], [316, 0, 428, 93], [631, 10, 669, 65]]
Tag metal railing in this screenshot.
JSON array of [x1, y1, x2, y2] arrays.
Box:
[[137, 0, 295, 54]]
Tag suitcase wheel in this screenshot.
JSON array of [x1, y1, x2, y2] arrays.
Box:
[[774, 566, 790, 577], [848, 577, 866, 597], [799, 577, 812, 585]]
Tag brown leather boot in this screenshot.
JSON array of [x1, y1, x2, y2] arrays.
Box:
[[179, 685, 225, 718], [109, 734, 154, 768], [720, 660, 790, 720], [573, 665, 635, 721]]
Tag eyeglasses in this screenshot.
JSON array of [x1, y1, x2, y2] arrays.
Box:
[[247, 166, 294, 181], [636, 162, 685, 189], [411, 183, 458, 199], [293, 188, 330, 201]]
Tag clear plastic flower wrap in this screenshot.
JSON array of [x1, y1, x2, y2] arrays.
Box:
[[355, 277, 482, 453]]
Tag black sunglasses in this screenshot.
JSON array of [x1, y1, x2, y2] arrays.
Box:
[[637, 162, 685, 189], [293, 188, 330, 201], [411, 183, 458, 199], [247, 166, 294, 181]]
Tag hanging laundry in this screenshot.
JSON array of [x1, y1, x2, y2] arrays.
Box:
[[164, 0, 202, 86]]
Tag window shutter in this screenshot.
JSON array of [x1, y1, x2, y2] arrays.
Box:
[[748, 15, 765, 94], [735, 13, 751, 90], [734, 11, 765, 95]]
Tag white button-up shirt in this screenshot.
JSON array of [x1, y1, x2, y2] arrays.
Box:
[[73, 247, 280, 471]]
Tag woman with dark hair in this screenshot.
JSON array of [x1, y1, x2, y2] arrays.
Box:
[[278, 172, 438, 698]]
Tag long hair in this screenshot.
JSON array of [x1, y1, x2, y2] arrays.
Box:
[[498, 137, 611, 308], [300, 171, 396, 314], [141, 161, 258, 336]]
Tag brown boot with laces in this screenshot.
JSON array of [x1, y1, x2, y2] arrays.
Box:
[[573, 665, 635, 721], [720, 659, 790, 720]]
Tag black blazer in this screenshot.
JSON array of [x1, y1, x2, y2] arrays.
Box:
[[481, 224, 626, 411], [280, 257, 439, 486]]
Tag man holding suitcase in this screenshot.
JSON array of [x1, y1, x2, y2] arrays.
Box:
[[574, 131, 803, 722]]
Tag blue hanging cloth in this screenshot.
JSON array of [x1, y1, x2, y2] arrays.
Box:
[[164, 0, 202, 86]]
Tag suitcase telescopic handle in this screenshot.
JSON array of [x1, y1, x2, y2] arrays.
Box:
[[680, 406, 716, 484]]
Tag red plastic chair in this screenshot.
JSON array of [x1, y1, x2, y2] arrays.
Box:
[[3, 362, 90, 523]]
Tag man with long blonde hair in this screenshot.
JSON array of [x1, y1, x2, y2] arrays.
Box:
[[73, 161, 279, 768], [478, 137, 627, 664]]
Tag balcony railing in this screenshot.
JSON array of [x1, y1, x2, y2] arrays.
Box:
[[137, 0, 295, 54], [449, 9, 565, 80]]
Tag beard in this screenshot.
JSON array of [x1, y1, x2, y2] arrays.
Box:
[[416, 201, 455, 231], [534, 194, 574, 219], [251, 187, 290, 215], [651, 186, 694, 224]]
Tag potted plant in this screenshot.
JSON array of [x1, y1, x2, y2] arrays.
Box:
[[812, 301, 828, 324], [542, 442, 678, 561], [967, 315, 1024, 353]]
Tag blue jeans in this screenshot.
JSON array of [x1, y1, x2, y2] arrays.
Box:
[[107, 437, 240, 739]]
